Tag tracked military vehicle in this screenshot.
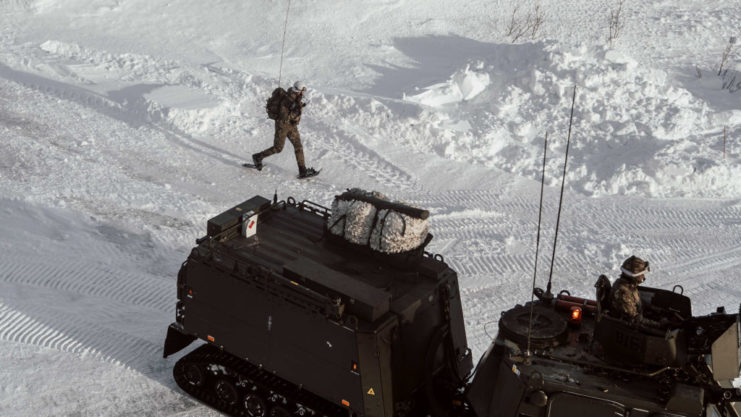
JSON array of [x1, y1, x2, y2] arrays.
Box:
[[164, 190, 473, 417], [164, 191, 741, 417], [467, 283, 741, 417]]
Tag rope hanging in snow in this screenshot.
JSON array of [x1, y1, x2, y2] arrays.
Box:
[[277, 0, 292, 87]]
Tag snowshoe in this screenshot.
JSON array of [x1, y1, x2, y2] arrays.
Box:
[[298, 167, 321, 179], [244, 154, 263, 171]]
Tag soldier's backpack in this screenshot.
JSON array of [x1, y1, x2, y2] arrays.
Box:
[[266, 87, 286, 120]]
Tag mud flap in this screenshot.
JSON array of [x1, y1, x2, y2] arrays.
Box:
[[163, 323, 197, 358]]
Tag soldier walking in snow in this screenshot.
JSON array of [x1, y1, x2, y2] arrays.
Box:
[[252, 81, 318, 178], [608, 255, 669, 329]]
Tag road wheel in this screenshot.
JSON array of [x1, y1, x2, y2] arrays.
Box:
[[183, 363, 205, 387], [215, 379, 239, 405], [244, 393, 267, 417]]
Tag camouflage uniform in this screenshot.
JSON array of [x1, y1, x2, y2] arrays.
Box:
[[608, 256, 663, 328], [255, 90, 306, 170]]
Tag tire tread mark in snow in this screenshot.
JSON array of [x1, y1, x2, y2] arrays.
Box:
[[305, 118, 420, 191], [0, 257, 172, 313], [0, 63, 248, 172], [0, 302, 162, 369]]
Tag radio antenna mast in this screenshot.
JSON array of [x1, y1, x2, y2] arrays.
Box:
[[546, 85, 577, 297], [277, 0, 292, 87], [525, 131, 549, 360]]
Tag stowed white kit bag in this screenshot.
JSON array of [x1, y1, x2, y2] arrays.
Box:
[[327, 188, 430, 254]]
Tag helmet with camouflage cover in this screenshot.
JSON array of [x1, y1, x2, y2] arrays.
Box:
[[290, 81, 306, 94], [621, 255, 649, 283]]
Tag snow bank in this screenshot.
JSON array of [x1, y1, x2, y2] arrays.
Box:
[[12, 35, 740, 199], [395, 42, 741, 198], [404, 63, 491, 107]]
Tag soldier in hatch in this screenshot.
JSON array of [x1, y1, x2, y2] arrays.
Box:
[[609, 255, 669, 329], [252, 81, 318, 178]]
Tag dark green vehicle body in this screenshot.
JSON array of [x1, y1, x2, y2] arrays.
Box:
[[164, 195, 473, 416], [466, 286, 741, 417]]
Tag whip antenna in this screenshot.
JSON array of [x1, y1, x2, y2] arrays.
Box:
[[546, 85, 577, 296], [525, 131, 549, 360], [277, 0, 292, 87]]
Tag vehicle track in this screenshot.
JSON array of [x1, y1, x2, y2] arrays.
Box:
[[417, 188, 741, 282], [0, 295, 164, 371], [0, 199, 182, 374], [661, 244, 741, 286], [1, 52, 420, 201], [0, 62, 247, 173], [408, 189, 543, 213], [578, 204, 741, 235], [304, 117, 422, 192], [0, 256, 173, 313]]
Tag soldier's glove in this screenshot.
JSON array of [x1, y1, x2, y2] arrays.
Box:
[[302, 102, 307, 107]]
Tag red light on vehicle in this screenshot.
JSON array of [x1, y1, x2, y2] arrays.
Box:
[[569, 306, 582, 324], [341, 399, 350, 407]]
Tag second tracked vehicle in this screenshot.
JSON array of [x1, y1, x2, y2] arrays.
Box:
[[164, 190, 741, 417]]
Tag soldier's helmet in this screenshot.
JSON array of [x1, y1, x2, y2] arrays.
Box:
[[620, 255, 650, 283], [290, 81, 307, 93]]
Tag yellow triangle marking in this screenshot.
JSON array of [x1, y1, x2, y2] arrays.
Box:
[[367, 388, 376, 396]]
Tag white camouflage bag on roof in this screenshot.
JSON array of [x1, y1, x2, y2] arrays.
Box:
[[328, 188, 430, 254], [369, 209, 429, 253], [329, 198, 378, 245]]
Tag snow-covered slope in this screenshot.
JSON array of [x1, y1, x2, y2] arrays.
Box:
[[1, 0, 740, 415]]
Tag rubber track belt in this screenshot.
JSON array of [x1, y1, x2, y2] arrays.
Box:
[[173, 344, 348, 417]]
